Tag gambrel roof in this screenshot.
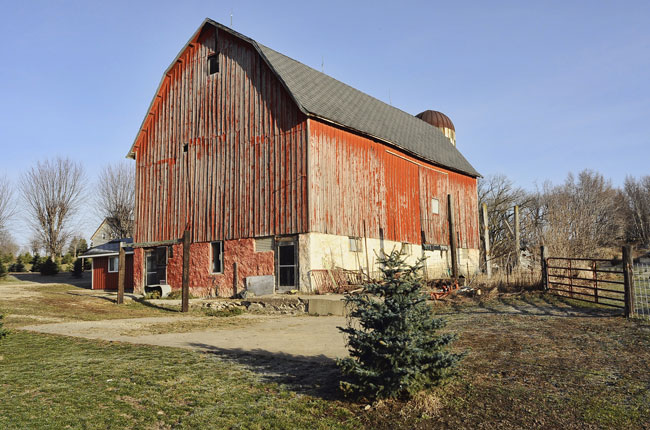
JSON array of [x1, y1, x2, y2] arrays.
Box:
[[129, 19, 479, 177]]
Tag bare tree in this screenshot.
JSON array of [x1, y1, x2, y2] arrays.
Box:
[[96, 162, 135, 239], [20, 158, 85, 257], [529, 170, 622, 258], [478, 174, 531, 271], [622, 175, 650, 247], [0, 175, 15, 234]]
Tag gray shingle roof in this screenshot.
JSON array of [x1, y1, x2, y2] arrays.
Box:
[[130, 19, 479, 177], [81, 238, 133, 258], [257, 44, 479, 177]]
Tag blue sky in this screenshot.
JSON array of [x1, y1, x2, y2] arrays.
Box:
[[1, 0, 649, 247]]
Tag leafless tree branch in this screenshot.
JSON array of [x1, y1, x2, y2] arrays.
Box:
[[95, 161, 134, 239], [20, 157, 85, 257]]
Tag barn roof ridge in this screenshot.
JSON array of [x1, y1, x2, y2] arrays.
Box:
[[128, 18, 479, 177]]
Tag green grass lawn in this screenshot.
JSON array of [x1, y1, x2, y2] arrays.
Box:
[[0, 331, 357, 430], [1, 282, 650, 429]]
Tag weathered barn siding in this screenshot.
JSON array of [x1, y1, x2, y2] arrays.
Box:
[[92, 255, 134, 290], [132, 26, 308, 244], [308, 119, 479, 248]]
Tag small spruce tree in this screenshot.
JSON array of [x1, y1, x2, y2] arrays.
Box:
[[31, 254, 43, 273], [337, 250, 463, 400], [40, 257, 60, 276], [72, 258, 83, 278]]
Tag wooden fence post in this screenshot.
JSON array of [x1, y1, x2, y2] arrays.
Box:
[[182, 230, 190, 313], [448, 194, 459, 280], [540, 246, 548, 290], [592, 261, 598, 304], [623, 245, 635, 318], [514, 205, 521, 270], [482, 203, 491, 279], [117, 242, 125, 304]]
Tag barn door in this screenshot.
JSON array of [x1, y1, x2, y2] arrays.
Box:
[[145, 247, 168, 286], [276, 239, 298, 292]]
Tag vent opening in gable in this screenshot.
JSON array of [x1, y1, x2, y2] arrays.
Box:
[[208, 53, 219, 75]]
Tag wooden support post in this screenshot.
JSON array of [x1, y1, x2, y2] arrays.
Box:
[[181, 230, 190, 313], [363, 220, 371, 280], [233, 262, 238, 296], [623, 245, 635, 318], [540, 246, 548, 291], [482, 203, 491, 278], [592, 261, 598, 304], [117, 242, 125, 305], [568, 259, 574, 298], [448, 194, 459, 280], [514, 205, 521, 270]]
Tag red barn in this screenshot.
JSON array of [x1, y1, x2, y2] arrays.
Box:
[[127, 19, 480, 296]]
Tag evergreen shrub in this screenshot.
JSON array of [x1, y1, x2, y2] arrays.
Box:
[[337, 250, 464, 400]]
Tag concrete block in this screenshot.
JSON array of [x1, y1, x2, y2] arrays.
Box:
[[306, 297, 349, 316], [246, 275, 275, 296]]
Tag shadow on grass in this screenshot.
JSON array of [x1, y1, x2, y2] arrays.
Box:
[[132, 297, 181, 313], [190, 343, 343, 400], [434, 294, 622, 318], [12, 272, 91, 288]]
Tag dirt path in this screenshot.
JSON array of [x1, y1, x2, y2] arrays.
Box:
[[22, 314, 350, 359]]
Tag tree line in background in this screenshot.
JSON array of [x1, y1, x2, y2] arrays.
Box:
[[0, 158, 134, 277], [479, 169, 650, 272]]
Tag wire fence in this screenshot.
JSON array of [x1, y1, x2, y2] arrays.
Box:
[[632, 263, 650, 320]]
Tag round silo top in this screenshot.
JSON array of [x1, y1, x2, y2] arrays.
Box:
[[415, 110, 455, 131], [415, 110, 456, 146]]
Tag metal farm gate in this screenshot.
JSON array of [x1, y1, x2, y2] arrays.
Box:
[[542, 246, 641, 318]]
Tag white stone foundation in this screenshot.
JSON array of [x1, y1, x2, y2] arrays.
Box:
[[297, 232, 479, 292]]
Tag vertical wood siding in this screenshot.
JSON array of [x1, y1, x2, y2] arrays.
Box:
[[309, 119, 479, 248], [92, 255, 134, 290], [133, 27, 308, 243]]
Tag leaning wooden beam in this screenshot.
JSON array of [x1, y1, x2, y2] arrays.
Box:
[[130, 239, 181, 248]]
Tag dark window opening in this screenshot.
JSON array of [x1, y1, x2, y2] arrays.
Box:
[[208, 53, 219, 75], [212, 241, 223, 273], [278, 243, 296, 287], [183, 143, 188, 153]]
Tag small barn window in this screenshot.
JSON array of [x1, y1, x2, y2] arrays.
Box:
[[211, 241, 223, 273], [431, 198, 440, 215], [208, 53, 219, 75], [108, 256, 119, 273], [183, 143, 188, 153], [348, 237, 362, 252], [401, 243, 412, 255]]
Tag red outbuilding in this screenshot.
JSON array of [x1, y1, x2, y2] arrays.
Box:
[[81, 239, 134, 291], [126, 19, 480, 296]]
